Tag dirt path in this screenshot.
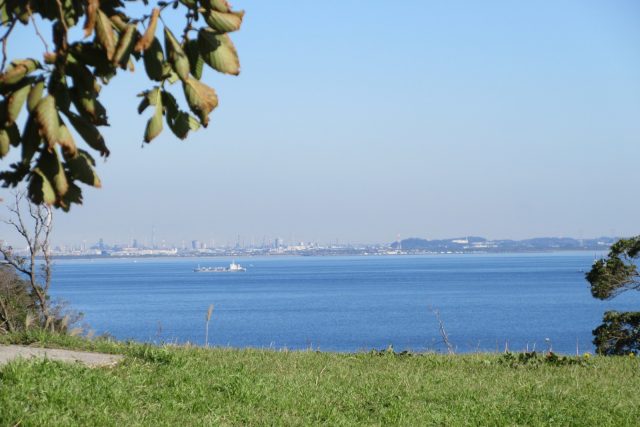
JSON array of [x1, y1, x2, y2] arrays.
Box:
[[0, 345, 123, 367]]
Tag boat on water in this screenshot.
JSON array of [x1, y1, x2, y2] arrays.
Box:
[[194, 261, 247, 273]]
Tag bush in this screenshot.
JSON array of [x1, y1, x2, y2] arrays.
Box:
[[0, 265, 82, 335], [593, 311, 640, 356], [0, 265, 37, 333]]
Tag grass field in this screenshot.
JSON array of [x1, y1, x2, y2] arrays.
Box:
[[1, 332, 638, 426]]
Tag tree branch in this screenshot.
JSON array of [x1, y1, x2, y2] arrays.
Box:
[[31, 14, 50, 53], [0, 19, 16, 71]]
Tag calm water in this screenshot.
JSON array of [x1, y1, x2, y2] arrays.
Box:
[[50, 253, 639, 353]]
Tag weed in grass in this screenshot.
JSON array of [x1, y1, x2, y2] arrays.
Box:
[[500, 351, 590, 368], [128, 344, 175, 364]]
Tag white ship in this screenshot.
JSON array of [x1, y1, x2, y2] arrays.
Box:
[[194, 261, 247, 273]]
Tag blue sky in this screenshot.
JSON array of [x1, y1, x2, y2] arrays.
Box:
[[1, 0, 639, 246]]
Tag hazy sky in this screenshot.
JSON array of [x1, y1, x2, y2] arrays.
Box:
[[1, 1, 639, 246]]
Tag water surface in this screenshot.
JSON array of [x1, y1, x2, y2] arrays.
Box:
[[51, 253, 639, 353]]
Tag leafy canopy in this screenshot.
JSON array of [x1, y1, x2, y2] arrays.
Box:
[[592, 311, 640, 356], [586, 237, 640, 300], [0, 0, 243, 210], [586, 236, 640, 355]]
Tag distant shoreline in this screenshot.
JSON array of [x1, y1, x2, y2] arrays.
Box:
[[48, 248, 608, 261]]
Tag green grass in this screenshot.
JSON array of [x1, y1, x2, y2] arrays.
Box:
[[1, 332, 639, 426]]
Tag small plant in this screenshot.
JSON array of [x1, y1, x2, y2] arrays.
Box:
[[428, 306, 454, 354], [129, 343, 174, 365], [499, 351, 589, 368], [368, 346, 413, 357], [205, 304, 214, 348]]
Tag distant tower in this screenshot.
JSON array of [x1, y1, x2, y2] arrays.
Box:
[[396, 234, 402, 250]]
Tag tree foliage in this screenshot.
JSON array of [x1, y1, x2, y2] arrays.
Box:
[[592, 311, 640, 356], [586, 237, 640, 300], [0, 0, 243, 210], [586, 236, 640, 355]]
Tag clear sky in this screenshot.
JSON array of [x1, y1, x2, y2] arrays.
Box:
[[1, 0, 639, 246]]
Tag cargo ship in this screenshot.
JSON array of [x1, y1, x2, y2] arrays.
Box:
[[194, 261, 247, 273]]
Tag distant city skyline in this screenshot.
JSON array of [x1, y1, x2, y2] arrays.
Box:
[[0, 228, 622, 252], [1, 1, 639, 246]]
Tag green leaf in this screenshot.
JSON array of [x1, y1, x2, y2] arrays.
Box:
[[185, 38, 205, 80], [0, 3, 9, 25], [138, 87, 162, 115], [48, 69, 71, 112], [201, 0, 232, 13], [0, 162, 30, 188], [166, 70, 180, 84], [203, 9, 244, 33], [169, 111, 201, 139], [65, 111, 110, 157], [138, 97, 150, 114], [5, 82, 31, 125], [161, 91, 179, 117], [57, 121, 78, 158], [144, 88, 164, 143], [37, 148, 69, 198], [28, 169, 56, 205], [27, 80, 46, 113], [113, 24, 137, 68], [68, 43, 115, 81], [21, 115, 42, 163], [95, 9, 116, 60], [65, 149, 102, 188], [58, 181, 83, 211], [183, 77, 218, 127], [143, 38, 169, 81], [144, 111, 163, 143], [0, 123, 20, 158], [0, 129, 11, 158], [109, 13, 129, 33], [67, 60, 99, 92], [164, 28, 190, 81], [162, 90, 200, 139], [34, 95, 60, 150], [198, 30, 240, 75], [71, 87, 109, 126], [180, 0, 198, 8], [0, 59, 40, 90]]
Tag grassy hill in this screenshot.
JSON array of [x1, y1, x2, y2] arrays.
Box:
[[1, 332, 638, 426]]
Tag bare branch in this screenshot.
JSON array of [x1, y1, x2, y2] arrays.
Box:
[[0, 20, 16, 71], [0, 248, 31, 276], [2, 191, 54, 328], [429, 306, 455, 355], [55, 0, 69, 34], [31, 14, 50, 53]]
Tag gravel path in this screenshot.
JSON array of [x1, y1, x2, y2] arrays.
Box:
[[0, 345, 123, 367]]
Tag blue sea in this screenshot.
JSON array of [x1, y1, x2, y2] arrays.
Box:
[[51, 253, 639, 354]]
